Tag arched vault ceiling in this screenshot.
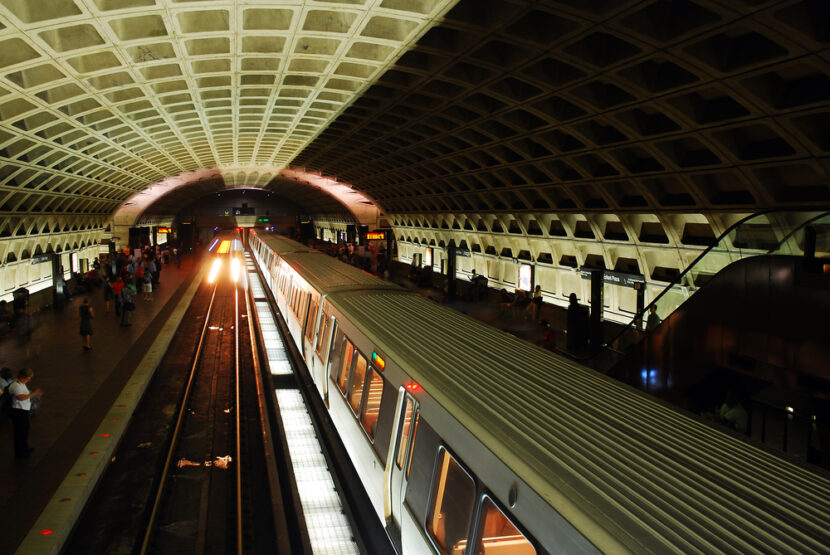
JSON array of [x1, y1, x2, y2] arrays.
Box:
[[294, 0, 830, 214], [111, 166, 378, 228], [0, 0, 458, 218], [140, 178, 354, 218]]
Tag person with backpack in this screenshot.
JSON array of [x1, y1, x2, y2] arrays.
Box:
[[8, 367, 43, 458], [0, 367, 13, 422], [142, 270, 153, 302], [120, 282, 137, 326]]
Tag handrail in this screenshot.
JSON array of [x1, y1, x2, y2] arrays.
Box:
[[574, 208, 830, 363]]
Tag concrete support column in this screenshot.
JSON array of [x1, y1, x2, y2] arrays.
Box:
[[635, 282, 645, 331], [447, 240, 457, 300], [590, 269, 604, 349]]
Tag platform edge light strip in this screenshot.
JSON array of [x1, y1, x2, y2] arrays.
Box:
[[245, 253, 359, 554]]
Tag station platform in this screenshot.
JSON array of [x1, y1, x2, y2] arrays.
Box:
[[0, 256, 202, 555]]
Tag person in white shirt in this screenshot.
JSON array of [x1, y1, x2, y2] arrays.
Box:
[[9, 367, 43, 459]]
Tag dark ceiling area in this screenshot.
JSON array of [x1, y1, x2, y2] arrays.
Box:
[[295, 0, 830, 215], [139, 175, 352, 219]]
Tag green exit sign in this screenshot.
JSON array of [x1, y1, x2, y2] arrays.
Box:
[[257, 218, 269, 222]]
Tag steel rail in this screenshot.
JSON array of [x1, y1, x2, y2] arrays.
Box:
[[234, 280, 243, 554], [138, 280, 218, 555]]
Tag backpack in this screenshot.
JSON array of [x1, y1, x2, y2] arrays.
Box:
[[0, 385, 14, 414]]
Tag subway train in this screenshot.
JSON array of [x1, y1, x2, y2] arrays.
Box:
[[206, 231, 244, 284], [249, 231, 830, 554]]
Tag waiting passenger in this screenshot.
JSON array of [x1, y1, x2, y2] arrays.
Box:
[[8, 367, 43, 458], [79, 297, 94, 351], [119, 282, 137, 327], [646, 304, 662, 331], [511, 289, 531, 317], [498, 289, 514, 314], [566, 293, 589, 353], [536, 320, 556, 351], [527, 285, 543, 321], [719, 390, 748, 434]]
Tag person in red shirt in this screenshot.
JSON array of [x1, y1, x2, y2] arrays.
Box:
[[112, 277, 125, 316], [536, 320, 556, 352]]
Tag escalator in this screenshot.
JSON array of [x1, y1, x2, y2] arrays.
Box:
[[590, 210, 830, 467]]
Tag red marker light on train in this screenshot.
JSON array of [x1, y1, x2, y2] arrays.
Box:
[[405, 382, 421, 393], [372, 351, 385, 371]]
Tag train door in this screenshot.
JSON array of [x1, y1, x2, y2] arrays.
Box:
[[302, 293, 319, 362], [384, 390, 419, 549], [317, 315, 336, 405]]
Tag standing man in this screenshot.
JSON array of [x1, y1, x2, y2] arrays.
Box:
[[646, 304, 662, 331], [9, 368, 43, 459]]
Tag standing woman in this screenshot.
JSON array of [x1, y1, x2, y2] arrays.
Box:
[[103, 277, 114, 313], [9, 368, 43, 458], [79, 297, 94, 350]]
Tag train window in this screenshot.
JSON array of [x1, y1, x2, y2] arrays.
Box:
[[473, 496, 536, 555], [360, 369, 383, 439], [305, 299, 318, 340], [348, 354, 368, 413], [427, 448, 476, 555], [315, 309, 331, 357], [337, 341, 355, 394]]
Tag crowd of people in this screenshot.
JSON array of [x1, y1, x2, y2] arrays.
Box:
[[77, 243, 172, 348], [0, 242, 179, 462]]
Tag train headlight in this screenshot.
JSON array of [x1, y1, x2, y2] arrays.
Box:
[[231, 257, 241, 283], [207, 258, 222, 283]]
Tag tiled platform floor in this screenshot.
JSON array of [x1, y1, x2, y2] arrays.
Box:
[[0, 255, 202, 555]]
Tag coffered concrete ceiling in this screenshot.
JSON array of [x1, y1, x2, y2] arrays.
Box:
[[0, 0, 458, 224], [0, 0, 828, 258]]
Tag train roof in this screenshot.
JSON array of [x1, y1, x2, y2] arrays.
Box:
[[280, 252, 402, 295], [253, 232, 312, 255], [327, 290, 830, 553]]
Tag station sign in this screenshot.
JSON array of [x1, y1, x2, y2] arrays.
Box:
[[31, 254, 51, 264], [366, 232, 386, 240], [578, 268, 645, 288], [157, 226, 172, 233], [455, 247, 471, 257]]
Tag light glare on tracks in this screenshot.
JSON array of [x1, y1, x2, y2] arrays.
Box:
[[231, 257, 241, 283], [207, 258, 222, 283]]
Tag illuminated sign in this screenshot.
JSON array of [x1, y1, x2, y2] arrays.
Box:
[[217, 240, 231, 254], [366, 232, 386, 240], [157, 227, 172, 233], [578, 268, 645, 288], [371, 351, 385, 371], [257, 218, 270, 223]]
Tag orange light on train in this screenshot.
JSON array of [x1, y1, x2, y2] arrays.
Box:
[[405, 381, 421, 393], [372, 351, 385, 371], [217, 240, 231, 254]]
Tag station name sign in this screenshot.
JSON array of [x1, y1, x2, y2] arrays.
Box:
[[31, 254, 51, 264], [366, 232, 386, 240], [578, 268, 645, 288]]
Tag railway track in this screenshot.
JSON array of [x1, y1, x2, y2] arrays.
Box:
[[66, 262, 295, 554], [65, 246, 383, 554], [138, 275, 241, 553]]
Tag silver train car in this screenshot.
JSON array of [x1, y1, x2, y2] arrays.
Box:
[[251, 231, 830, 554]]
